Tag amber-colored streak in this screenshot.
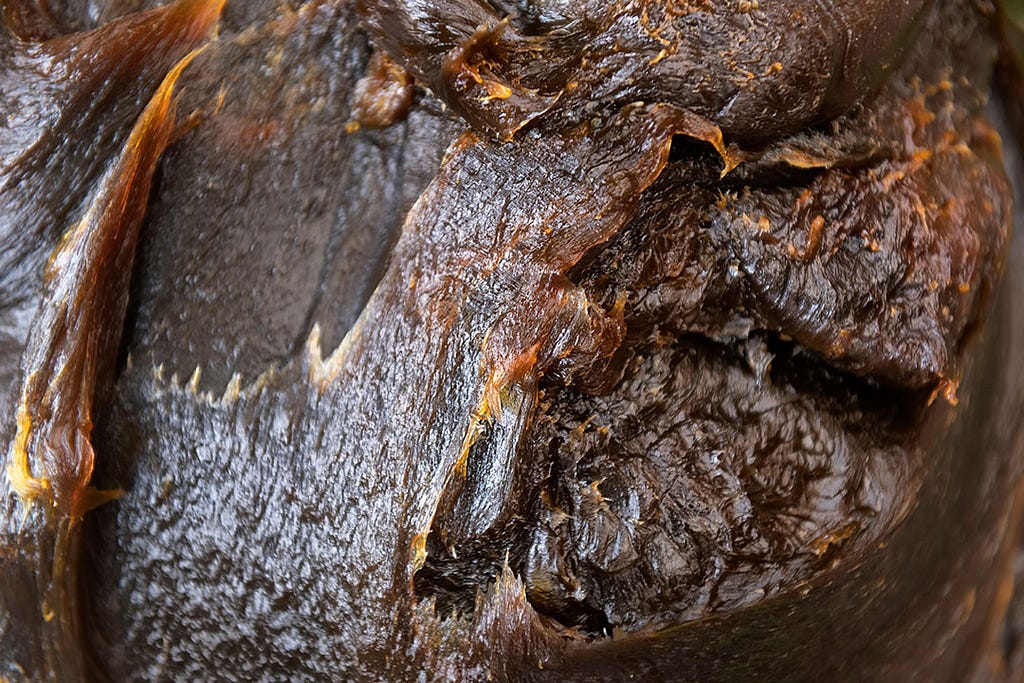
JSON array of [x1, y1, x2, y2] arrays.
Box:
[[787, 214, 827, 263], [2, 24, 219, 679], [5, 0, 226, 44], [7, 49, 201, 519], [0, 1, 226, 678]]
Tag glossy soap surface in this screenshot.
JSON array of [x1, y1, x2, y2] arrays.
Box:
[[0, 0, 1023, 681]]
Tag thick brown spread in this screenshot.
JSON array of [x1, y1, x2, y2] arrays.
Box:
[[1, 0, 1023, 680]]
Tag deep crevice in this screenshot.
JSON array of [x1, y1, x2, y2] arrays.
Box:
[[410, 328, 929, 637]]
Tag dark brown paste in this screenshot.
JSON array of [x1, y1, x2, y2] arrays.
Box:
[[1, 0, 1023, 681]]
